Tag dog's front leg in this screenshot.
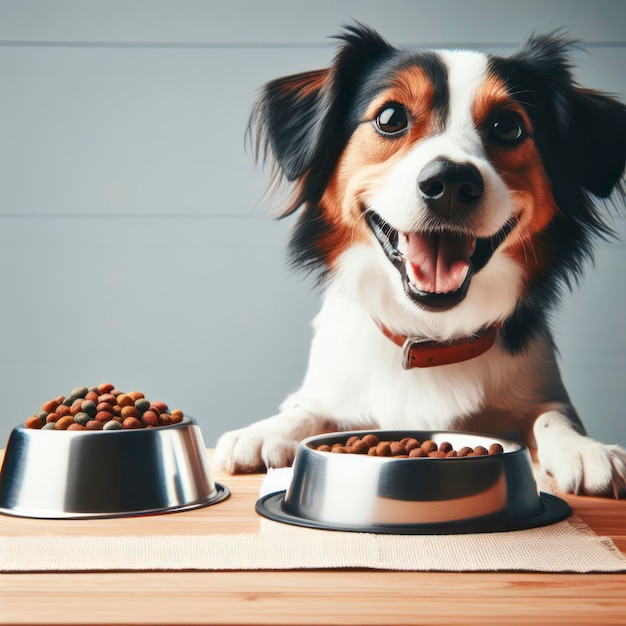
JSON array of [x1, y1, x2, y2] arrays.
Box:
[[534, 404, 626, 498], [213, 396, 375, 473]]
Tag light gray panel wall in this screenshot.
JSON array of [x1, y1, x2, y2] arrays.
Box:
[[0, 0, 624, 449]]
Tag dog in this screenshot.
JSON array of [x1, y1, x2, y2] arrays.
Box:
[[214, 24, 626, 497]]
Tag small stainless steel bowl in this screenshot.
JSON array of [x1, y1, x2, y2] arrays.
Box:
[[256, 430, 571, 534], [0, 417, 229, 519]]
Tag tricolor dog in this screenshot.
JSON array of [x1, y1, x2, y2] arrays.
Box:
[[215, 25, 626, 497]]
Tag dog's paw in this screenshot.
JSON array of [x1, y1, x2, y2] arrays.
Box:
[[536, 429, 626, 498], [213, 422, 300, 474]]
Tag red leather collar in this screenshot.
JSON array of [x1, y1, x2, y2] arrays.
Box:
[[376, 321, 499, 369]]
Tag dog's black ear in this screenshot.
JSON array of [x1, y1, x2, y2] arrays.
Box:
[[562, 88, 626, 199], [510, 32, 626, 200], [249, 23, 394, 189], [250, 67, 331, 183]]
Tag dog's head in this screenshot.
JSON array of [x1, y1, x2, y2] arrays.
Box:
[[250, 25, 626, 349]]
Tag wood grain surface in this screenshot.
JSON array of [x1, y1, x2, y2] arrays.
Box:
[[1, 451, 625, 626]]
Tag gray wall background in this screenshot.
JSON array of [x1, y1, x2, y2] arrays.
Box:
[[0, 0, 624, 449]]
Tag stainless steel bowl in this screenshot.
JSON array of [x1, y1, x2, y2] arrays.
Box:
[[0, 417, 229, 519], [256, 430, 571, 534]]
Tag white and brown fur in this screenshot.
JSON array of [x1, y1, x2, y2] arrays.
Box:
[[214, 25, 626, 497]]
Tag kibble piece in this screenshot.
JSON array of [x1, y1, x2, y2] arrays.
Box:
[[170, 409, 184, 424], [473, 445, 489, 456], [489, 443, 504, 455], [446, 450, 458, 457], [409, 447, 427, 458], [116, 394, 135, 408], [141, 411, 159, 427], [25, 415, 44, 429], [457, 446, 473, 457], [376, 441, 392, 457], [439, 441, 453, 453], [351, 440, 370, 454], [95, 410, 114, 423], [81, 400, 97, 417], [135, 398, 151, 413], [74, 412, 91, 426], [55, 415, 75, 430], [122, 417, 142, 430], [331, 446, 348, 453], [420, 440, 438, 454], [389, 442, 407, 456], [103, 420, 122, 431], [428, 450, 447, 458], [86, 419, 104, 430], [346, 435, 360, 446], [55, 405, 71, 418], [67, 423, 87, 430], [316, 444, 332, 452], [121, 406, 139, 419], [361, 433, 380, 447], [404, 438, 420, 452]]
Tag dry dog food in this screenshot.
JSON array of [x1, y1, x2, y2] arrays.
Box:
[[315, 434, 504, 458], [24, 383, 185, 431]]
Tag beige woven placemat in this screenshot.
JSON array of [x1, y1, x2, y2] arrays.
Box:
[[2, 469, 625, 573], [1, 515, 625, 572]]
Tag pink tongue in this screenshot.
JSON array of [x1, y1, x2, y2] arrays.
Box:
[[405, 231, 471, 294]]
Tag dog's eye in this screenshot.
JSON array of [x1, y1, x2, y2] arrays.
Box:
[[488, 111, 526, 144], [375, 104, 408, 136]]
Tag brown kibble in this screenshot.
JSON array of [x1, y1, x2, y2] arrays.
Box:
[[151, 401, 169, 414], [41, 399, 60, 413], [121, 406, 139, 418], [473, 445, 489, 456], [158, 412, 173, 426], [45, 413, 60, 424], [54, 405, 71, 417], [439, 441, 453, 453], [390, 442, 407, 456], [98, 393, 116, 405], [376, 441, 392, 457], [170, 409, 184, 424], [409, 447, 427, 457], [116, 394, 134, 408], [428, 450, 447, 458], [96, 402, 114, 413], [85, 420, 104, 430], [95, 410, 114, 423], [141, 410, 159, 427], [55, 415, 75, 430], [446, 450, 458, 457], [25, 415, 44, 429], [67, 423, 87, 430], [127, 391, 145, 401], [457, 446, 473, 457], [331, 446, 348, 453], [97, 382, 115, 394], [361, 434, 380, 447], [420, 440, 437, 454], [316, 444, 332, 452], [84, 390, 99, 403], [122, 417, 142, 429], [404, 438, 420, 452], [346, 435, 360, 446], [489, 443, 504, 455], [351, 440, 370, 454], [367, 446, 378, 456]]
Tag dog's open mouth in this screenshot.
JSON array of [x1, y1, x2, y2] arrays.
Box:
[[366, 211, 517, 311]]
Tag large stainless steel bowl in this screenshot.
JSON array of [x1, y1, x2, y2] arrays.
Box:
[[0, 417, 229, 519], [256, 430, 571, 534]]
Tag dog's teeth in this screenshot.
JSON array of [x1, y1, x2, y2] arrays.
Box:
[[397, 233, 408, 255]]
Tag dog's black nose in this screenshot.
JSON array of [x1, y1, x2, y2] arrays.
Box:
[[417, 160, 484, 219]]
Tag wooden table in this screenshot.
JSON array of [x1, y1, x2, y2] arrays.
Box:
[[1, 451, 625, 626]]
